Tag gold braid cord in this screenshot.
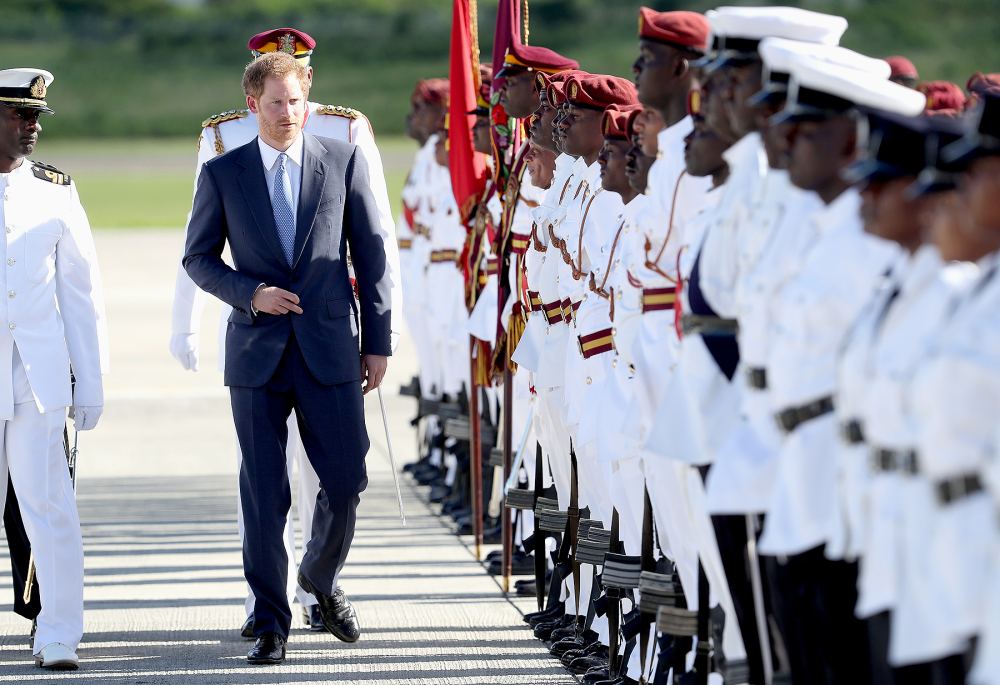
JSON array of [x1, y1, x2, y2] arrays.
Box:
[[523, 0, 530, 45], [470, 0, 482, 92]]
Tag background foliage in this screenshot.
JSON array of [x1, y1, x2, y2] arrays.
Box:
[[4, 0, 999, 139]]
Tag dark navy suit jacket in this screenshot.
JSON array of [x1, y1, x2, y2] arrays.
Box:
[[183, 133, 392, 387]]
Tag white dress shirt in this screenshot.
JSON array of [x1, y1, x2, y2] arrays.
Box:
[[258, 133, 304, 220]]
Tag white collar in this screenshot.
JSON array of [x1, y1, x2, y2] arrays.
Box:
[[258, 133, 304, 170]]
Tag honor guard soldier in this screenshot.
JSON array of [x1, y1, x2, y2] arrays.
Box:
[[168, 26, 402, 637], [756, 52, 925, 684], [0, 68, 109, 670]]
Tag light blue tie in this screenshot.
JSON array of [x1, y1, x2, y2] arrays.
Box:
[[272, 153, 296, 265]]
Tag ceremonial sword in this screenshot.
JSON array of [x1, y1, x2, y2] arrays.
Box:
[[376, 386, 406, 527], [24, 429, 78, 604]]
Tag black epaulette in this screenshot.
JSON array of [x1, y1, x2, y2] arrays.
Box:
[[31, 161, 72, 186], [315, 104, 363, 120]]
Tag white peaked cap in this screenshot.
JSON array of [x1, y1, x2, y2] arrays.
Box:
[[789, 53, 927, 117], [760, 38, 891, 78], [709, 6, 848, 45]]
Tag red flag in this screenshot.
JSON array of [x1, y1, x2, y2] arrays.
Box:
[[448, 0, 487, 224], [490, 0, 522, 185]]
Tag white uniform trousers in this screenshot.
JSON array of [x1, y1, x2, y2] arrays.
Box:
[[0, 350, 83, 653], [236, 414, 320, 614]]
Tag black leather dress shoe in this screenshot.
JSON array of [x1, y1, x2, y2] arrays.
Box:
[[550, 636, 584, 656], [525, 602, 564, 626], [240, 614, 255, 640], [568, 655, 609, 675], [298, 573, 361, 643], [247, 632, 286, 665], [308, 605, 324, 632]]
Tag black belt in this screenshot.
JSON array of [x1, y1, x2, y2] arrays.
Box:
[[680, 314, 739, 336], [774, 395, 835, 434], [936, 473, 984, 506], [869, 447, 919, 474], [840, 419, 866, 445], [746, 366, 767, 390]]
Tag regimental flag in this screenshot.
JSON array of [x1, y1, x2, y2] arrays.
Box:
[[490, 0, 523, 187], [448, 0, 488, 225]]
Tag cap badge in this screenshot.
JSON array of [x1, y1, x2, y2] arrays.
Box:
[[569, 82, 579, 99], [278, 33, 296, 55], [29, 75, 46, 99], [638, 15, 644, 35]]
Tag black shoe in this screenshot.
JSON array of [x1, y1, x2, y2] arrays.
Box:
[[550, 636, 584, 656], [526, 602, 564, 627], [240, 614, 255, 640], [428, 484, 450, 503], [583, 669, 611, 684], [298, 572, 361, 643], [247, 632, 286, 665], [308, 605, 324, 632], [569, 655, 609, 675]]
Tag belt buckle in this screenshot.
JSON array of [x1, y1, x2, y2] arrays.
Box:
[[775, 408, 798, 433]]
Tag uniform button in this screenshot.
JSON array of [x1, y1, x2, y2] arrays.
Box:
[[6, 258, 13, 266], [586, 377, 592, 385], [8, 322, 14, 330], [7, 290, 14, 299], [5, 226, 11, 234]]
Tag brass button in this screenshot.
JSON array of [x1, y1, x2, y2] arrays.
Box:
[[6, 258, 13, 266], [8, 322, 15, 330], [586, 377, 592, 385], [7, 290, 14, 299]]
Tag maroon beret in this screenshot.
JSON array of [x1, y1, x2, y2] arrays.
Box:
[[885, 56, 918, 80], [920, 81, 967, 113], [566, 74, 639, 111], [637, 8, 710, 52], [247, 28, 316, 57], [602, 105, 643, 140], [967, 72, 1000, 97], [412, 78, 450, 106]]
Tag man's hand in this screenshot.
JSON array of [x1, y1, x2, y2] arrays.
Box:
[[361, 354, 388, 395], [69, 405, 103, 431], [169, 332, 200, 371], [252, 286, 303, 316]]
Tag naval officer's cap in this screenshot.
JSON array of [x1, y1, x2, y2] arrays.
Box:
[[0, 68, 55, 115], [944, 90, 1000, 164], [694, 6, 847, 74], [772, 51, 924, 126], [907, 117, 968, 198], [843, 111, 935, 186], [753, 38, 889, 108]]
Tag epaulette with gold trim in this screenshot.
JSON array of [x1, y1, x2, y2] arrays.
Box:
[[315, 104, 363, 120], [31, 161, 71, 186], [201, 109, 249, 128]]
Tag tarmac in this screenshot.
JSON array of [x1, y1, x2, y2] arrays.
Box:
[[0, 229, 575, 684]]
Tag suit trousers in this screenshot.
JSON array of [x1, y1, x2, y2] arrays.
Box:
[[0, 350, 83, 653], [230, 335, 369, 638]]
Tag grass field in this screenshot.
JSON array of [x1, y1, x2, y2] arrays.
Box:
[[36, 136, 418, 230]]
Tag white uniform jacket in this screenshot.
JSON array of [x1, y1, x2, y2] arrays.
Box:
[[0, 160, 108, 417]]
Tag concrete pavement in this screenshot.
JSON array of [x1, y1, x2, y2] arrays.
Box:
[[0, 229, 574, 684]]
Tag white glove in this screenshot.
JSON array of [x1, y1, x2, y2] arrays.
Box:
[[169, 332, 200, 371], [69, 405, 103, 431]]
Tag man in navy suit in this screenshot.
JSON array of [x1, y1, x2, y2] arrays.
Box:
[[183, 51, 392, 665]]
